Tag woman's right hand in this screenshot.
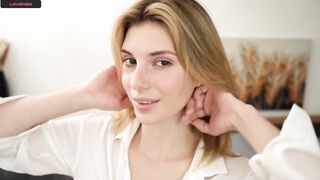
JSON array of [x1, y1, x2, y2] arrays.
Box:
[[0, 65, 131, 137], [80, 65, 131, 111]]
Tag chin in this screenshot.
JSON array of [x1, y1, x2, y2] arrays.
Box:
[[134, 112, 163, 125]]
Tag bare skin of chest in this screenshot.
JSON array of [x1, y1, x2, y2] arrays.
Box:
[[129, 150, 193, 180]]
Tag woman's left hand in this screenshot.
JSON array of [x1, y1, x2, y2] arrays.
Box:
[[183, 85, 280, 152], [182, 85, 243, 136]]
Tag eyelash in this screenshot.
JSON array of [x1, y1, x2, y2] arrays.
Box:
[[154, 58, 172, 68], [122, 57, 172, 68], [122, 58, 136, 67]]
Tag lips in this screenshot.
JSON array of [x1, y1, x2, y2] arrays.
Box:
[[133, 98, 159, 111], [133, 98, 159, 103]]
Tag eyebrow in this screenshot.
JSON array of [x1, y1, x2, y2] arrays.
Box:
[[121, 49, 177, 57]]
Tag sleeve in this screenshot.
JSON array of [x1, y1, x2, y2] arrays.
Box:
[[248, 104, 320, 180], [0, 115, 93, 176], [0, 96, 89, 176]]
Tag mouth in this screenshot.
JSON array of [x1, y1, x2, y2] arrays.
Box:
[[133, 98, 160, 111]]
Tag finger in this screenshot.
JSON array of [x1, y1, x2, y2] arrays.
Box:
[[204, 89, 214, 114], [200, 85, 209, 94], [191, 109, 207, 121], [193, 85, 208, 98], [195, 93, 205, 110], [185, 109, 207, 124], [194, 86, 204, 97], [194, 85, 209, 110], [190, 118, 210, 134]]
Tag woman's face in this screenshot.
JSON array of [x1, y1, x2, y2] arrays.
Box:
[[121, 21, 199, 124]]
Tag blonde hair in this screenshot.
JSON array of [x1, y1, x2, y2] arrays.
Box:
[[111, 0, 238, 163]]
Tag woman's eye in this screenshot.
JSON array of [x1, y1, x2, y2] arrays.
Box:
[[123, 58, 137, 67], [155, 59, 172, 68]]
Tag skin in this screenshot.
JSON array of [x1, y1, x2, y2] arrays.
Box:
[[121, 21, 200, 125], [183, 86, 280, 153], [0, 66, 131, 137], [121, 21, 201, 180]]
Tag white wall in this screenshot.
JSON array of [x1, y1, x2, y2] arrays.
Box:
[[1, 0, 319, 115], [1, 0, 136, 94]]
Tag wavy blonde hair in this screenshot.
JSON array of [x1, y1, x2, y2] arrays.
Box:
[[111, 0, 238, 163]]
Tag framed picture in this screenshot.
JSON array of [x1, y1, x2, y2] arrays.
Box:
[[222, 38, 314, 124]]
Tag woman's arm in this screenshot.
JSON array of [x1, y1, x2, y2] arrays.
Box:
[[230, 102, 280, 153], [0, 86, 86, 137], [183, 86, 320, 178], [0, 66, 130, 138]]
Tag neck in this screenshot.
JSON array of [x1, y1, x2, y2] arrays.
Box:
[[130, 114, 200, 162]]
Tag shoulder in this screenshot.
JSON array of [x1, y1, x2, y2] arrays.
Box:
[[201, 155, 255, 179], [46, 112, 111, 126]]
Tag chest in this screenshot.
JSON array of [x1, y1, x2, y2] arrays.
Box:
[[128, 154, 192, 180]]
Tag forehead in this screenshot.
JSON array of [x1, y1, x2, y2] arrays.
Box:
[[121, 21, 176, 54]]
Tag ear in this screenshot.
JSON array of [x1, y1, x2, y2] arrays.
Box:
[[193, 80, 202, 88]]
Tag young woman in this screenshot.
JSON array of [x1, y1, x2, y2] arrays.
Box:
[[0, 0, 319, 179]]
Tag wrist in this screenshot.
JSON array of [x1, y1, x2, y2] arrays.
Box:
[[68, 84, 93, 111], [230, 103, 257, 133], [230, 102, 280, 152]]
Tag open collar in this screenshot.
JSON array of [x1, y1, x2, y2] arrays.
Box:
[[184, 139, 228, 179], [114, 118, 228, 179], [113, 118, 140, 151]]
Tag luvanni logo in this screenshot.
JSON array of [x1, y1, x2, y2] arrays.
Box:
[[1, 0, 41, 8]]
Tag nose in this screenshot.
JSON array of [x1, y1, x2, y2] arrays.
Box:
[[130, 65, 150, 92]]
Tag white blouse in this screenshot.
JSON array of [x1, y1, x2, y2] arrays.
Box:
[[0, 96, 319, 180]]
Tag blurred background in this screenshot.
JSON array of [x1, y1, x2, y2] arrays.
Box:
[[0, 0, 319, 179]]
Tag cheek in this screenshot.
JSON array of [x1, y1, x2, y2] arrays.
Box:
[[162, 75, 195, 102]]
